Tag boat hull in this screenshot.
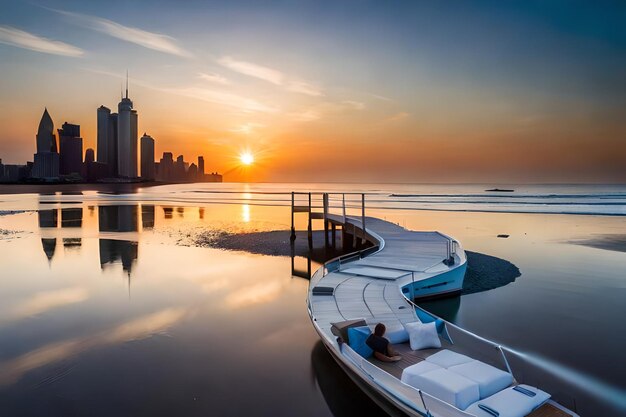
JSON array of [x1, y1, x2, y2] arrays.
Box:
[[401, 262, 467, 300]]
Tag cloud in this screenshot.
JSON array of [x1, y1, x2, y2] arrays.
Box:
[[230, 123, 264, 134], [198, 72, 230, 85], [368, 93, 393, 102], [287, 81, 323, 97], [0, 25, 83, 57], [290, 100, 366, 123], [173, 87, 279, 113], [82, 68, 278, 114], [290, 110, 321, 122], [342, 100, 365, 110], [386, 112, 410, 122], [0, 307, 187, 385], [218, 56, 284, 85], [11, 287, 89, 319], [53, 9, 191, 57]]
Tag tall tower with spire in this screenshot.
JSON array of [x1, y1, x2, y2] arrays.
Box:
[[117, 72, 138, 178], [31, 108, 60, 179]]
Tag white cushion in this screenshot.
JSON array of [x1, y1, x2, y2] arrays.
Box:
[[385, 323, 410, 344], [465, 384, 551, 417], [403, 367, 480, 410], [449, 360, 514, 399], [401, 361, 442, 386], [426, 349, 473, 368], [405, 321, 441, 350]]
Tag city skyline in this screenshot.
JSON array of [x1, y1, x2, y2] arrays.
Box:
[[1, 1, 625, 183], [0, 100, 222, 183]]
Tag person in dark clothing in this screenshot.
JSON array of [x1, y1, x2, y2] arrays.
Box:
[[366, 323, 402, 362]]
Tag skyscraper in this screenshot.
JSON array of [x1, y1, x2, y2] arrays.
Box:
[[31, 108, 59, 179], [198, 156, 205, 179], [97, 106, 110, 164], [117, 78, 138, 178], [140, 133, 155, 180], [108, 113, 118, 176], [131, 109, 138, 176], [58, 122, 83, 176], [97, 105, 118, 176]]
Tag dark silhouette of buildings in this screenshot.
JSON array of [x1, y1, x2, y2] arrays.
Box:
[[175, 155, 186, 181], [188, 163, 198, 180], [58, 123, 83, 176], [84, 147, 107, 182], [140, 133, 155, 181], [155, 152, 222, 183], [32, 108, 60, 179], [0, 158, 30, 182], [198, 156, 205, 177], [85, 148, 95, 164], [97, 105, 118, 177], [117, 79, 138, 178]]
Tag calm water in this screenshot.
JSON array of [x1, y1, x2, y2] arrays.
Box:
[[0, 183, 625, 416]]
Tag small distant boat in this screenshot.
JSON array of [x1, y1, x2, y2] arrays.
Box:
[[485, 189, 514, 192], [308, 215, 582, 417]]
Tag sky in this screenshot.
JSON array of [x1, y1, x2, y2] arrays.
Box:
[[0, 0, 625, 183]]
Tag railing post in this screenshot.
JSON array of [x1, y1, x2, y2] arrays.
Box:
[[342, 193, 346, 222], [308, 192, 312, 246], [323, 193, 329, 247], [361, 193, 366, 238], [290, 191, 296, 241]]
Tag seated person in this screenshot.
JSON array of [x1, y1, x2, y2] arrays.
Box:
[[366, 323, 402, 362]]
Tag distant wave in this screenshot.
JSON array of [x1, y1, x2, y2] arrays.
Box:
[[390, 193, 626, 199]]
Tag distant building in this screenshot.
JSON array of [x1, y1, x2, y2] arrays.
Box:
[[140, 133, 155, 181], [85, 148, 95, 164], [157, 152, 174, 181], [1, 163, 29, 182], [84, 148, 107, 182], [31, 108, 59, 179], [175, 155, 186, 181], [206, 172, 223, 182], [188, 163, 198, 181], [58, 122, 83, 176]]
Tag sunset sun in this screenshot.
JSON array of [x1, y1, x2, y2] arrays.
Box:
[[240, 151, 254, 165]]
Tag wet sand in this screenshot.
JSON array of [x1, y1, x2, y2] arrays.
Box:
[[569, 234, 626, 253], [193, 229, 521, 295]]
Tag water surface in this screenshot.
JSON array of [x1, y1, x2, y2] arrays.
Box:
[[0, 184, 625, 416]]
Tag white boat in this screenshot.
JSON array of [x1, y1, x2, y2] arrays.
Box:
[[307, 215, 584, 417]]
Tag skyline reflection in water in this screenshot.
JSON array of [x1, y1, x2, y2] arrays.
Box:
[[0, 198, 351, 417]]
